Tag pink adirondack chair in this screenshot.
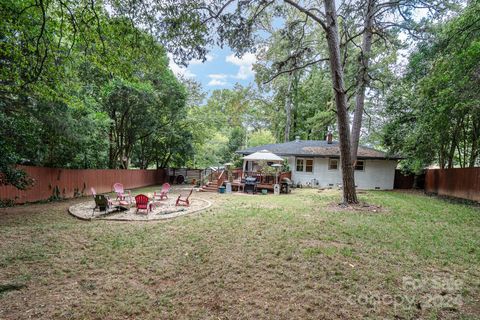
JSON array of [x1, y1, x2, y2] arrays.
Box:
[[135, 194, 150, 214], [153, 183, 171, 201], [113, 183, 131, 203], [175, 188, 194, 207]]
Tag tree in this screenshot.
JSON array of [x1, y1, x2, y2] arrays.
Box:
[[134, 0, 457, 203], [248, 129, 276, 147], [129, 0, 360, 202], [253, 7, 330, 142], [384, 1, 480, 171], [346, 0, 461, 163], [1, 1, 192, 187]]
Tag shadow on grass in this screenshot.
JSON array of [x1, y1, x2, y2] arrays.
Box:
[[0, 283, 26, 296]]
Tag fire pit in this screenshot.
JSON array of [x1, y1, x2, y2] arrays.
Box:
[[244, 176, 258, 194]]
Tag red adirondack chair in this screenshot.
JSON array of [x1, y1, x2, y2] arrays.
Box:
[[135, 194, 150, 214], [113, 183, 131, 203], [176, 188, 194, 207], [154, 183, 171, 201]]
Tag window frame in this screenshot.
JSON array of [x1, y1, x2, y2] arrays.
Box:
[[296, 158, 305, 172], [328, 158, 339, 170], [354, 160, 365, 171], [295, 157, 314, 173], [305, 159, 314, 172]]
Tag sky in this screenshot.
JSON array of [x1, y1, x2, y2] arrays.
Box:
[[168, 46, 257, 93]]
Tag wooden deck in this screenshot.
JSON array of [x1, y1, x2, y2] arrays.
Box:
[[201, 169, 292, 193], [230, 180, 276, 191], [228, 170, 292, 191]]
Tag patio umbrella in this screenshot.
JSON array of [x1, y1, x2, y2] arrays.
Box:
[[242, 150, 284, 162]]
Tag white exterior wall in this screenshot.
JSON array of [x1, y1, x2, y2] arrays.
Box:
[[287, 157, 397, 190]]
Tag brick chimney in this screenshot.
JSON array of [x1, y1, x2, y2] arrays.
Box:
[[326, 132, 333, 144]]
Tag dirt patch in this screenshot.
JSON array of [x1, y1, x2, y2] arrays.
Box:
[[327, 201, 386, 213]]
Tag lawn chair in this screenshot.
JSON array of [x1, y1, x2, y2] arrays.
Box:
[[91, 187, 112, 208], [113, 183, 131, 203], [175, 188, 194, 207], [154, 183, 171, 201], [135, 194, 150, 214], [93, 194, 112, 216]]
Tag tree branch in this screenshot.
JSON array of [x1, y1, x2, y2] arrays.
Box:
[[264, 57, 329, 84], [283, 0, 328, 31], [200, 0, 235, 24]]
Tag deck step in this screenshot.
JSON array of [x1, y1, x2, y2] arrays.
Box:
[[199, 182, 219, 192]]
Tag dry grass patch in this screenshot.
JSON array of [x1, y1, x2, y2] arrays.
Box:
[[0, 187, 479, 319], [327, 201, 386, 214]]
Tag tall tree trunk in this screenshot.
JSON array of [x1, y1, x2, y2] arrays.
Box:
[[324, 0, 358, 204], [439, 146, 446, 169], [108, 124, 116, 169], [447, 122, 459, 169], [351, 0, 375, 163], [292, 73, 299, 138], [284, 75, 293, 142], [469, 115, 479, 167]]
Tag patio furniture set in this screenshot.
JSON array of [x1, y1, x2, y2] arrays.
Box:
[[91, 183, 194, 216]]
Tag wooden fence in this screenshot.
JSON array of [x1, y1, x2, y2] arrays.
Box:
[[394, 170, 425, 189], [0, 166, 167, 204], [394, 170, 415, 189], [425, 167, 480, 202]]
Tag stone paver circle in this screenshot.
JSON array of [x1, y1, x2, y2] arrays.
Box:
[[69, 195, 212, 221]]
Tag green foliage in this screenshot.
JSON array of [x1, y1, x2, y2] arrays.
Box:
[[256, 160, 277, 176], [248, 129, 275, 147], [0, 1, 192, 188], [187, 85, 268, 167], [384, 2, 480, 172], [193, 132, 229, 168], [225, 128, 245, 158], [253, 7, 337, 142]]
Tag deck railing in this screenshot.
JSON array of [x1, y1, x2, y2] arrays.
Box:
[[230, 169, 291, 185]]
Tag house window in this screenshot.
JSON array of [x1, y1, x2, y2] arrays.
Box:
[[328, 158, 338, 170], [355, 160, 365, 171], [296, 158, 314, 172], [296, 158, 304, 172], [305, 159, 313, 172]]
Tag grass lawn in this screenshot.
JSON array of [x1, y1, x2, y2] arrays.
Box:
[[0, 188, 479, 319]]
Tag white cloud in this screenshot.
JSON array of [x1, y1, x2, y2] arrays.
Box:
[[168, 53, 196, 79], [208, 73, 228, 80], [226, 52, 257, 80], [207, 79, 228, 86]]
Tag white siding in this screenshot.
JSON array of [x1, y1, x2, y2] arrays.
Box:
[[288, 157, 397, 190]]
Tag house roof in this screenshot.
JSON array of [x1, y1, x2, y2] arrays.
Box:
[[237, 140, 401, 160]]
